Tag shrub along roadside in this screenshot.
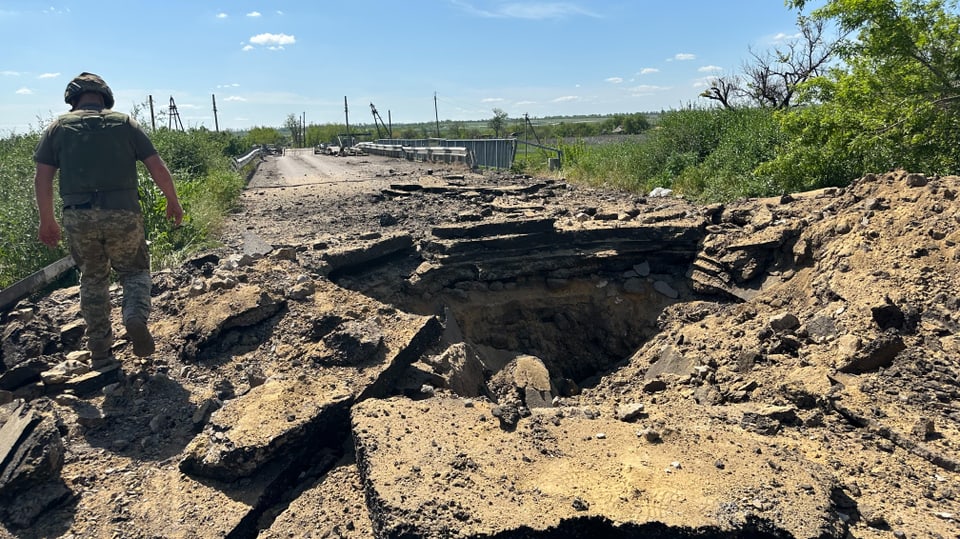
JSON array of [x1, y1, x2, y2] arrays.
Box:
[[0, 133, 64, 289], [558, 108, 787, 202], [140, 129, 247, 269]]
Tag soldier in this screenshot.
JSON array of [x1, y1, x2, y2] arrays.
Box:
[[33, 72, 184, 367]]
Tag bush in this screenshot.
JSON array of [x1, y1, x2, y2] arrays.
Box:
[[0, 133, 66, 288], [674, 108, 786, 200], [150, 129, 237, 179], [140, 129, 246, 268], [559, 107, 781, 200]]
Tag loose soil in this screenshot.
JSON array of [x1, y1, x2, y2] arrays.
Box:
[[1, 148, 959, 538]]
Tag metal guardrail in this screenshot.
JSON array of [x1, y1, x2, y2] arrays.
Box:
[[234, 148, 262, 171], [441, 139, 516, 170], [371, 138, 516, 170], [357, 142, 475, 167]]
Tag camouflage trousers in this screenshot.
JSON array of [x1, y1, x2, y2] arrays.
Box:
[[63, 208, 151, 356]]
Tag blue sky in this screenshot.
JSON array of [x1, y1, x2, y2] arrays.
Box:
[[0, 1, 817, 133]]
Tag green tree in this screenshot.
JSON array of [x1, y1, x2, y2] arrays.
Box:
[[555, 121, 599, 138], [444, 121, 467, 139], [246, 126, 283, 146], [284, 113, 303, 147], [601, 113, 651, 134], [488, 108, 508, 137], [765, 0, 960, 184], [305, 124, 345, 146]]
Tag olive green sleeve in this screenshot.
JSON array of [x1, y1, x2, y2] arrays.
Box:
[[129, 117, 158, 160], [33, 121, 61, 168]]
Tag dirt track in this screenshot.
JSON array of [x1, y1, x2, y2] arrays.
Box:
[[2, 151, 960, 538]]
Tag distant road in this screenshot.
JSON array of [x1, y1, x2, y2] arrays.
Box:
[[247, 148, 400, 192]]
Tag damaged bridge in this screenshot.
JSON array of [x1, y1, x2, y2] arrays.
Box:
[[6, 161, 940, 538]]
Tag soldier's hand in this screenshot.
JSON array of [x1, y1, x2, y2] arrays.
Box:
[[166, 199, 184, 226], [38, 220, 61, 247]]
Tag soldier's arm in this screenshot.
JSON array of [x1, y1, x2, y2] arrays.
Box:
[[34, 163, 61, 247], [142, 154, 184, 226]]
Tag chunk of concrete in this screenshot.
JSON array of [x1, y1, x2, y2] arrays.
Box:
[[180, 309, 441, 481], [0, 401, 69, 528], [351, 397, 844, 538]]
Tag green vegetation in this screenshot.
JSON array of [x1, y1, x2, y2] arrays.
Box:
[[765, 0, 960, 187], [560, 0, 960, 201], [0, 132, 62, 288], [142, 129, 248, 269], [560, 108, 785, 200]]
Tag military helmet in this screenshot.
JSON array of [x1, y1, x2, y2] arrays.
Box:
[[64, 72, 115, 109]]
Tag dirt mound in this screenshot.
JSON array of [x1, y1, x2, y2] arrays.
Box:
[[1, 152, 958, 538]]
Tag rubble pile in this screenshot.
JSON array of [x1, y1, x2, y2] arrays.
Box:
[[1, 161, 958, 538]]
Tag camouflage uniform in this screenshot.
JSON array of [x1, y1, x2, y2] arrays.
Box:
[[33, 74, 159, 358], [61, 209, 151, 356]]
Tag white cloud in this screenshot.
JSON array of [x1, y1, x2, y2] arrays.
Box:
[[225, 96, 247, 102], [38, 72, 60, 79], [216, 12, 228, 19], [267, 46, 285, 51], [481, 97, 504, 103], [771, 31, 802, 42], [698, 65, 723, 73], [276, 10, 284, 15], [605, 77, 623, 84], [552, 95, 580, 103], [673, 53, 696, 61], [217, 83, 241, 89], [15, 87, 32, 95], [1, 70, 21, 76], [247, 11, 261, 17], [639, 68, 659, 75], [249, 33, 296, 46], [42, 7, 70, 15], [242, 44, 255, 52], [454, 1, 599, 20], [692, 77, 714, 88], [515, 100, 536, 106]]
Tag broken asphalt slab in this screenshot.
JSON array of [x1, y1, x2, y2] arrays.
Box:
[[351, 396, 845, 539]]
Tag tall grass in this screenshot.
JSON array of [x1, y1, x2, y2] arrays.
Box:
[[559, 108, 786, 202], [0, 133, 65, 288], [139, 129, 246, 269]]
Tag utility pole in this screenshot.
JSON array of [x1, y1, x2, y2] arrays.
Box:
[[344, 96, 351, 140], [434, 92, 440, 137], [524, 113, 528, 159], [148, 95, 155, 131], [212, 94, 219, 132], [168, 96, 184, 131]]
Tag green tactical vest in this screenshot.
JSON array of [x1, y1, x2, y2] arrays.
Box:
[[56, 110, 139, 196]]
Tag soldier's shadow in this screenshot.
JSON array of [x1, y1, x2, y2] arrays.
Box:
[[71, 367, 197, 462]]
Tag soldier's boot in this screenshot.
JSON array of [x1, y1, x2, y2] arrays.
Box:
[[90, 346, 119, 370], [125, 318, 155, 357]]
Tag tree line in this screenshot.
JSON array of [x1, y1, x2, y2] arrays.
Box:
[[243, 111, 652, 148]]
